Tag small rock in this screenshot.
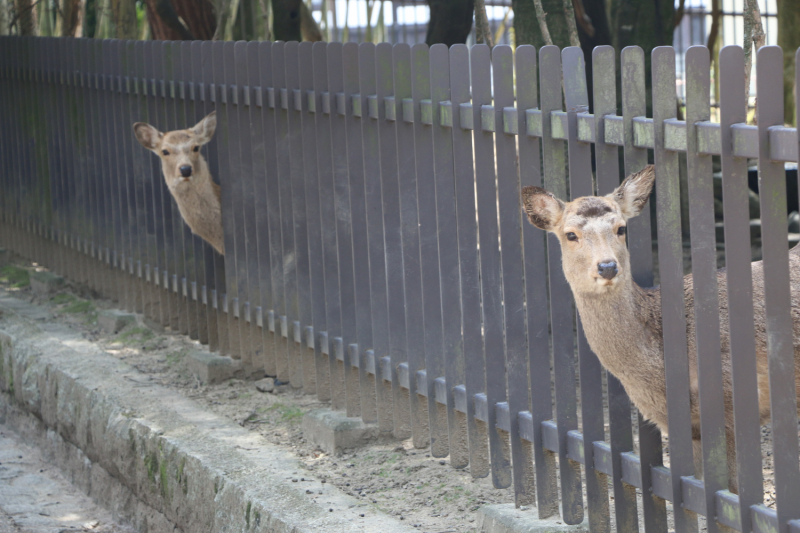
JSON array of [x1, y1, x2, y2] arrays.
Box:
[[255, 377, 275, 393]]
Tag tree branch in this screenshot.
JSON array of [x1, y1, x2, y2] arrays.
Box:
[[743, 0, 766, 113], [562, 0, 579, 47], [474, 0, 493, 47], [706, 0, 720, 58], [532, 0, 553, 46], [673, 0, 685, 29]]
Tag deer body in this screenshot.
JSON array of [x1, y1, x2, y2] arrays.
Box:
[[133, 111, 224, 255], [522, 165, 800, 491]]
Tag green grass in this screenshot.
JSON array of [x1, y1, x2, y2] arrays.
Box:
[[118, 326, 155, 345], [63, 300, 93, 314], [0, 266, 29, 288], [51, 293, 76, 305], [267, 402, 305, 423]]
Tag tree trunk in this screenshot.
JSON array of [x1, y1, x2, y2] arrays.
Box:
[[300, 0, 322, 41], [146, 0, 215, 40], [425, 0, 472, 46], [0, 0, 7, 34], [110, 0, 137, 38], [56, 0, 83, 36], [14, 0, 36, 34], [607, 0, 674, 116], [272, 0, 300, 41], [778, 0, 800, 125]]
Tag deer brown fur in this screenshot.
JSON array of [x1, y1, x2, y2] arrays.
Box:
[[133, 111, 224, 255], [521, 164, 800, 492]]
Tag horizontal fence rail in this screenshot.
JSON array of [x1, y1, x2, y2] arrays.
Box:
[[1, 36, 800, 533]]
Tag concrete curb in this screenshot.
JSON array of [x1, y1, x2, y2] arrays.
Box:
[[0, 293, 417, 533], [477, 504, 589, 533]]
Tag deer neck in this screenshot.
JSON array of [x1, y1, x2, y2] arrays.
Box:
[[572, 276, 668, 429]]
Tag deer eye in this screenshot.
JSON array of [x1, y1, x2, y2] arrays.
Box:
[[193, 146, 199, 152], [566, 232, 578, 242], [617, 226, 627, 236], [162, 149, 169, 156]]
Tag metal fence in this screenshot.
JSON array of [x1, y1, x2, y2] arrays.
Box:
[[1, 36, 800, 533]]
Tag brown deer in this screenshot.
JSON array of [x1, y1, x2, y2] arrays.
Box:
[[133, 111, 224, 255], [521, 165, 800, 492]]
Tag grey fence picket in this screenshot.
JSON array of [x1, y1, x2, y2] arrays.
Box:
[[448, 43, 489, 480], [562, 45, 610, 533], [359, 42, 395, 433], [309, 41, 333, 402], [651, 45, 697, 533], [719, 44, 763, 533], [324, 42, 347, 411], [237, 40, 263, 373], [7, 38, 800, 533], [620, 45, 668, 533], [472, 43, 511, 490], [493, 43, 530, 500], [515, 44, 558, 515], [757, 45, 800, 530], [429, 42, 468, 470], [298, 40, 320, 394], [340, 43, 366, 420], [376, 41, 411, 439], [539, 45, 582, 523]]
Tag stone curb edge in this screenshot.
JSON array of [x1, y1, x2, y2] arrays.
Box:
[[0, 294, 417, 533]]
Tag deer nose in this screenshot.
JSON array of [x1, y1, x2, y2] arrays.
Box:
[[179, 165, 192, 178], [597, 261, 618, 280]]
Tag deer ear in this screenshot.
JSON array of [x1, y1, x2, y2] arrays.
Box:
[[192, 111, 217, 144], [521, 186, 565, 231], [133, 122, 162, 151], [608, 165, 655, 219]]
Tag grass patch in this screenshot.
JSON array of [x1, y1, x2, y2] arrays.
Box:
[[51, 293, 76, 305], [0, 265, 29, 288], [63, 300, 93, 314], [267, 402, 305, 423], [118, 327, 155, 345]]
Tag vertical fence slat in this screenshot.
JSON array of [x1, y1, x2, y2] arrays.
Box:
[[257, 41, 279, 374], [686, 45, 729, 532], [448, 43, 488, 479], [591, 44, 640, 533], [471, 42, 511, 489], [271, 41, 292, 381], [298, 40, 319, 394], [343, 41, 377, 421], [562, 45, 611, 533], [411, 42, 448, 457], [539, 44, 583, 523], [394, 42, 429, 448], [324, 42, 347, 409], [620, 45, 668, 533], [377, 41, 411, 439], [309, 41, 333, 401], [339, 42, 362, 415], [652, 45, 697, 533], [719, 44, 763, 533], [202, 40, 228, 354], [235, 40, 261, 374], [107, 40, 125, 306], [516, 43, 559, 516], [359, 42, 394, 433], [286, 41, 311, 389], [430, 42, 469, 469], [757, 45, 800, 531], [493, 44, 530, 501]]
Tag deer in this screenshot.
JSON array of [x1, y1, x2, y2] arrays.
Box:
[[133, 111, 224, 255], [521, 164, 800, 493]]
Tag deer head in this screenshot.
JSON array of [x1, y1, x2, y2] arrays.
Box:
[[521, 165, 655, 295], [133, 111, 217, 191]]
